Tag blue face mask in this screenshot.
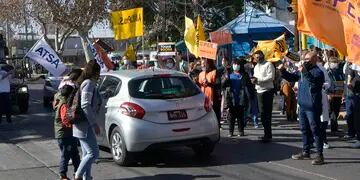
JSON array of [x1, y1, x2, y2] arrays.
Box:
[[233, 64, 240, 71]]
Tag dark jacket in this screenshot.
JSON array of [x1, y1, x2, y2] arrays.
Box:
[[281, 65, 324, 112], [223, 72, 255, 107], [54, 96, 72, 138]]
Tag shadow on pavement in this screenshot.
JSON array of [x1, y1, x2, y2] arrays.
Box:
[[109, 174, 221, 180], [124, 137, 302, 168]]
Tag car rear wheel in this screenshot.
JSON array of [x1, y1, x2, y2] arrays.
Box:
[[18, 102, 29, 113], [110, 127, 134, 166], [192, 141, 215, 157]]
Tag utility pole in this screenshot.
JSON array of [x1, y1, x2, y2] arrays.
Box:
[[288, 0, 299, 52]]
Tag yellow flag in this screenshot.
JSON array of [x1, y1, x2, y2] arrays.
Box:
[[254, 34, 288, 62], [184, 16, 197, 57], [196, 15, 206, 41], [124, 44, 136, 61], [111, 8, 144, 40]]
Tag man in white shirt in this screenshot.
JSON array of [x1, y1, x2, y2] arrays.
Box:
[[252, 50, 275, 143], [0, 62, 13, 124]]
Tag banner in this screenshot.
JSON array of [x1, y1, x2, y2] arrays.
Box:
[[184, 16, 197, 57], [93, 42, 114, 71], [210, 31, 232, 46], [111, 8, 144, 40], [124, 44, 136, 61], [253, 34, 288, 62], [87, 39, 113, 72], [298, 0, 360, 65], [157, 42, 176, 56], [198, 40, 218, 60], [24, 37, 66, 77]]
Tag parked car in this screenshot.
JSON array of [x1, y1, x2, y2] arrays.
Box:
[[10, 78, 29, 113], [43, 73, 63, 107], [96, 69, 220, 166]]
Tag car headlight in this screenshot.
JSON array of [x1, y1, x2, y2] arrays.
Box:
[[19, 87, 28, 93]]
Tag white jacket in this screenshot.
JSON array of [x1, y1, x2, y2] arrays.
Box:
[[317, 63, 331, 122]]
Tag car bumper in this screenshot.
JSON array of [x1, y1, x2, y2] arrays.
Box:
[[43, 86, 57, 99], [117, 110, 220, 152]]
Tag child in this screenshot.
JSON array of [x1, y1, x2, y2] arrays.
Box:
[[54, 85, 80, 180]]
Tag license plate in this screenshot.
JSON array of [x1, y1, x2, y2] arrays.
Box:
[[167, 110, 188, 121]]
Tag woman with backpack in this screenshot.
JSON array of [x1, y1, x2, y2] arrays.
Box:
[[54, 85, 81, 180], [73, 60, 102, 180]]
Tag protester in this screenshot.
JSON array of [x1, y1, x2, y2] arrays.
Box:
[[53, 69, 83, 109], [252, 50, 275, 143], [327, 57, 345, 133], [188, 61, 201, 86], [317, 58, 332, 149], [73, 60, 102, 180], [0, 61, 13, 124], [120, 56, 135, 70], [343, 62, 356, 140], [348, 67, 360, 148], [165, 58, 177, 70], [223, 58, 254, 136], [177, 52, 188, 73], [279, 51, 326, 165], [54, 85, 81, 180], [198, 58, 221, 128]]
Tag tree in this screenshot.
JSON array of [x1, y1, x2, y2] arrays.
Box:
[[109, 0, 275, 43], [45, 0, 107, 62]]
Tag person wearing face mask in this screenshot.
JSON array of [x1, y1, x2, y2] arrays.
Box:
[[278, 51, 325, 165], [120, 56, 135, 70], [198, 58, 221, 128], [165, 58, 176, 70], [223, 59, 254, 136], [327, 57, 345, 133], [252, 50, 276, 143]]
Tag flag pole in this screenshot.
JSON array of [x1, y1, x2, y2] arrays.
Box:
[[185, 0, 190, 71]]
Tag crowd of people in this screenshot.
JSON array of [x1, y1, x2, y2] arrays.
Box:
[[2, 44, 360, 179]]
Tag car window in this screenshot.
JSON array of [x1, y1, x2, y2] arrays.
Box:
[[99, 76, 121, 98], [128, 76, 200, 99]]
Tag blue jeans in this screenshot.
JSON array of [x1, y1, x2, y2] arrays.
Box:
[[299, 109, 323, 155], [75, 127, 99, 180], [57, 137, 81, 178]]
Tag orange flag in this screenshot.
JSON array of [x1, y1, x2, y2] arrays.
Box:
[[298, 0, 360, 65], [93, 42, 114, 71]]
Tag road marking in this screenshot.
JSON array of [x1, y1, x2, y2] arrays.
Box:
[[268, 161, 338, 180]]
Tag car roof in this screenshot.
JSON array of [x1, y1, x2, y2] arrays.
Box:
[[101, 69, 188, 81]]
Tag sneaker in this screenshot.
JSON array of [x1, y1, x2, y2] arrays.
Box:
[[352, 140, 360, 148], [254, 124, 259, 128], [312, 154, 325, 165], [228, 134, 234, 137], [258, 136, 272, 143], [323, 143, 330, 149], [291, 152, 311, 160]]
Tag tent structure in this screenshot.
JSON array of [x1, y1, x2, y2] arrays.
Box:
[[216, 5, 294, 57]]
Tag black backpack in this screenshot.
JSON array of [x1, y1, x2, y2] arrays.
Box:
[[66, 87, 86, 124]]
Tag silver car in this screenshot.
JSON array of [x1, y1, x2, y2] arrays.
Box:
[[96, 69, 220, 166], [43, 73, 63, 107]]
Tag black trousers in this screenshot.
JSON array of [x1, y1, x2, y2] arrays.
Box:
[[257, 90, 274, 138], [228, 105, 245, 134], [0, 92, 11, 122], [353, 95, 360, 141], [329, 97, 342, 131]]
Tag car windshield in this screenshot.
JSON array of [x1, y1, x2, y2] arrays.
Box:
[[128, 76, 201, 99]]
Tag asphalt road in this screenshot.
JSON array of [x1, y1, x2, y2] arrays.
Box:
[[0, 82, 359, 180]]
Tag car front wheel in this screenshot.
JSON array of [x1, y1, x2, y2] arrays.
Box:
[[110, 127, 134, 166], [192, 141, 215, 157]]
